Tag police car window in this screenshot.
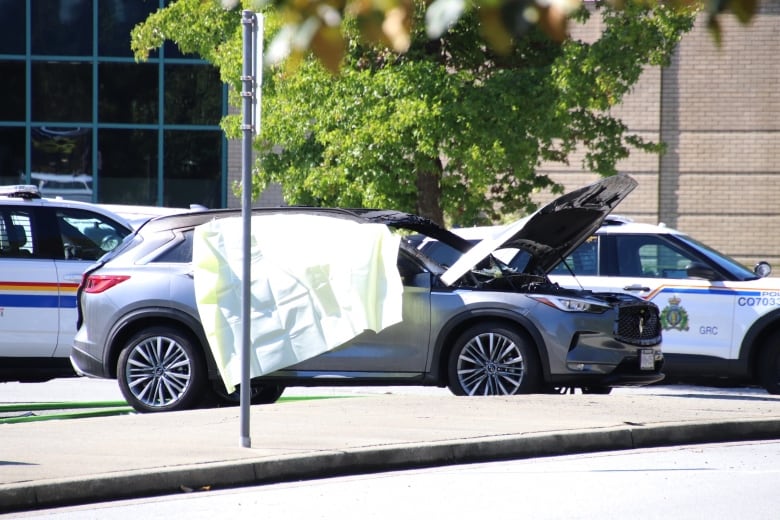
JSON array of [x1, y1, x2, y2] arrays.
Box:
[[550, 237, 598, 275], [615, 235, 698, 279], [56, 209, 130, 261], [0, 210, 34, 258]]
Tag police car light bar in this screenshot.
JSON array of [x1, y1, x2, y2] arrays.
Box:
[[0, 185, 42, 199]]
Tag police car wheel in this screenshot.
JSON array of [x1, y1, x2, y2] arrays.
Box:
[[758, 334, 780, 395], [447, 322, 541, 396], [117, 326, 208, 413]]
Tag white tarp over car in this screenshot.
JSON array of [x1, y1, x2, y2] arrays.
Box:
[[192, 213, 404, 393]]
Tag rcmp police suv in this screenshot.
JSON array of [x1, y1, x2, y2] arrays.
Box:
[[0, 185, 134, 382], [549, 216, 780, 393]]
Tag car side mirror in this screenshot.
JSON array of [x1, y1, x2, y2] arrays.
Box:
[[755, 261, 772, 278], [686, 262, 719, 281]]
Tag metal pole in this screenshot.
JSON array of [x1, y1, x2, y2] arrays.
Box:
[[239, 9, 255, 449]]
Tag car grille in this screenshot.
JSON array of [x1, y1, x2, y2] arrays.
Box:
[[615, 303, 661, 346]]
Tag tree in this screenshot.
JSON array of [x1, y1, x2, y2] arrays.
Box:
[[133, 0, 757, 75], [132, 1, 694, 225]]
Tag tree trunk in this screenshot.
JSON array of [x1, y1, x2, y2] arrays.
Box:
[[415, 158, 444, 226]]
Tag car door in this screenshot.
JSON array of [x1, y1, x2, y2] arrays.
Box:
[[551, 233, 736, 360], [287, 253, 433, 375], [47, 207, 131, 358], [0, 206, 60, 357]]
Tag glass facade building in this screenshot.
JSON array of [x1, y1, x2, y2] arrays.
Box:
[[0, 0, 228, 208]]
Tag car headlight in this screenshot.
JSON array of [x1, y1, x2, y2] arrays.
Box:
[[527, 294, 610, 314]]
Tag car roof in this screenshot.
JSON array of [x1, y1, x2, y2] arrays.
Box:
[[0, 184, 134, 229], [597, 215, 684, 236]]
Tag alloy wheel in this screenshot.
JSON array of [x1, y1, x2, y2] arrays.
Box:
[[455, 331, 526, 395], [124, 335, 193, 409]]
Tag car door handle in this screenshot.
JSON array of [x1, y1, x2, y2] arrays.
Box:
[[623, 284, 651, 292], [63, 274, 83, 283]]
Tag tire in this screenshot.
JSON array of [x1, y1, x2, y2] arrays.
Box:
[[447, 322, 541, 396], [759, 335, 780, 394], [546, 386, 612, 395], [581, 386, 613, 395], [207, 383, 286, 407], [117, 326, 208, 413]]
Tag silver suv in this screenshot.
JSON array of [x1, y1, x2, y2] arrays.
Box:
[[0, 185, 133, 382], [71, 176, 664, 412]]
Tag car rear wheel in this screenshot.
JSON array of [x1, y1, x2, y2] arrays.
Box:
[[447, 322, 541, 396], [117, 326, 208, 413], [759, 333, 780, 394]]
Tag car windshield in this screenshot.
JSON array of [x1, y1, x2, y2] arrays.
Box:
[[675, 233, 760, 280]]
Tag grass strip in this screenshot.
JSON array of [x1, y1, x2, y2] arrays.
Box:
[[0, 407, 135, 424], [0, 395, 358, 424], [0, 401, 129, 413]]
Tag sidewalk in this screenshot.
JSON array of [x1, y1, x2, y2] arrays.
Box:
[[2, 391, 780, 513]]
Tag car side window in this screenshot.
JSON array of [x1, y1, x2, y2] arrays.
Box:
[[614, 235, 699, 279], [550, 237, 598, 275], [153, 230, 194, 263], [0, 209, 35, 258], [56, 209, 130, 261]]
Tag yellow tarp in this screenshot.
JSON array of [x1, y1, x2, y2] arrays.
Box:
[[192, 213, 403, 393]]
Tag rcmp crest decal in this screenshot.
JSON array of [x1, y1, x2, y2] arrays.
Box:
[[660, 295, 689, 331]]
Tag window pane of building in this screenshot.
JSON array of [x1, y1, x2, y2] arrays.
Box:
[[32, 63, 92, 122], [30, 126, 92, 178], [0, 61, 25, 121], [98, 129, 158, 204], [0, 128, 25, 185], [0, 0, 26, 54], [31, 0, 94, 56], [163, 130, 222, 208], [98, 1, 158, 57], [99, 62, 158, 124], [165, 64, 222, 125]]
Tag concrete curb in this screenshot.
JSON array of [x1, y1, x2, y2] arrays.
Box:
[[4, 417, 780, 513]]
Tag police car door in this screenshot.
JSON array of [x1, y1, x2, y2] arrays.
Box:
[[0, 207, 60, 357], [50, 207, 130, 359], [552, 233, 735, 360]]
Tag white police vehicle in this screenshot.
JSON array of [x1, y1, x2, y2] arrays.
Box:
[[0, 185, 134, 382], [548, 216, 780, 393]]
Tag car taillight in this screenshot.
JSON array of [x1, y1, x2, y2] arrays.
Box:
[[82, 274, 130, 294]]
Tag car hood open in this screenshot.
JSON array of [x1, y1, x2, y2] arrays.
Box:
[[440, 175, 638, 286]]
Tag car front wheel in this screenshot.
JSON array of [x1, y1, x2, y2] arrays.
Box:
[[447, 322, 541, 396], [117, 326, 208, 413]]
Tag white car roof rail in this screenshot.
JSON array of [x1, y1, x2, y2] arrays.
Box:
[[0, 184, 42, 199]]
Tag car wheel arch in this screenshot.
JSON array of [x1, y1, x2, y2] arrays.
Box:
[[432, 309, 551, 386], [105, 308, 213, 379], [739, 308, 780, 378]]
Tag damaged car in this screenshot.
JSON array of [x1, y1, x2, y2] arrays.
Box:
[[70, 175, 663, 412]]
